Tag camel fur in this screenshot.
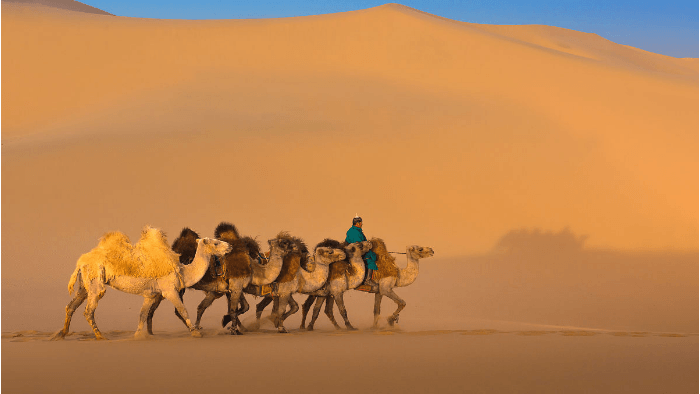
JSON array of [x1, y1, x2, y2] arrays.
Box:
[[307, 238, 434, 329], [161, 223, 291, 335], [298, 239, 372, 331], [51, 226, 231, 340], [253, 236, 347, 333]]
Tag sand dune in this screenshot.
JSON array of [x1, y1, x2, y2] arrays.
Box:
[[2, 0, 112, 15], [2, 3, 697, 392]]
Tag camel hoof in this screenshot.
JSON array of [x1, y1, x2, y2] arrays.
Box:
[[387, 315, 399, 327], [306, 325, 314, 331], [228, 327, 241, 335], [134, 331, 149, 340], [49, 331, 66, 341], [190, 329, 203, 338], [95, 335, 108, 340], [278, 327, 288, 334], [346, 325, 358, 331]]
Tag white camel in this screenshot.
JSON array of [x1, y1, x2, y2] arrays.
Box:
[[50, 226, 231, 340]]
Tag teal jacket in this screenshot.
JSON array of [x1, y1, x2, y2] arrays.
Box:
[[345, 226, 378, 270]]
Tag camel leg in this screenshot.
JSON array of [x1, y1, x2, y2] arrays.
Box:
[[146, 294, 163, 335], [308, 296, 327, 331], [372, 293, 383, 328], [226, 286, 244, 335], [324, 296, 342, 330], [193, 291, 223, 329], [255, 296, 274, 320], [163, 290, 202, 338], [274, 295, 291, 333], [135, 295, 160, 339], [221, 294, 249, 329], [235, 295, 249, 332], [173, 288, 189, 327], [50, 283, 88, 340], [280, 295, 299, 324], [381, 288, 406, 327], [332, 292, 357, 330], [83, 279, 107, 340], [300, 295, 316, 329]]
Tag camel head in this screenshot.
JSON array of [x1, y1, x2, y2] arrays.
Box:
[[407, 245, 434, 260], [268, 237, 296, 255], [313, 247, 346, 265], [345, 240, 372, 258], [197, 237, 232, 257]]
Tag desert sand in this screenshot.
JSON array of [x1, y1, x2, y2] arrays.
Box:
[[2, 1, 698, 393]]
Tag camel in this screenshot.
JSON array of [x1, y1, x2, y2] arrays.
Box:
[[50, 226, 231, 340], [298, 239, 373, 331], [253, 235, 347, 333], [302, 238, 434, 328], [160, 223, 290, 335]]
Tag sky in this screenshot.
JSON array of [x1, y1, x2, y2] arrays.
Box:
[[84, 1, 697, 58]]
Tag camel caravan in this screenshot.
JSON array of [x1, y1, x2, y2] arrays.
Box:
[[51, 217, 434, 340]]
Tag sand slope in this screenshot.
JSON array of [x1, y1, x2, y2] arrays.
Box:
[[2, 0, 112, 15], [2, 4, 698, 393]]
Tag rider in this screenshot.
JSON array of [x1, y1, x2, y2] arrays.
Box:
[[345, 215, 378, 286]]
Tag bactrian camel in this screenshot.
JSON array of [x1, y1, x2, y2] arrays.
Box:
[[302, 238, 434, 328], [253, 235, 346, 333], [51, 226, 231, 340], [160, 223, 290, 335], [298, 239, 373, 331]]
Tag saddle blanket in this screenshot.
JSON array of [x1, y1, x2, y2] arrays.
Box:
[[245, 283, 278, 297]]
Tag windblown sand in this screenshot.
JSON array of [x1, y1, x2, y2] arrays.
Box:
[[2, 2, 697, 393]]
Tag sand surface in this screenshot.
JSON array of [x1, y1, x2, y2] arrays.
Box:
[[3, 328, 698, 394], [2, 2, 698, 393]]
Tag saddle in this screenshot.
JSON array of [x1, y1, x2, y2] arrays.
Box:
[[355, 270, 379, 293], [212, 256, 226, 277], [244, 282, 278, 297]]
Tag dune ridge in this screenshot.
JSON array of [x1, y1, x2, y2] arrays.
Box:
[[2, 0, 113, 15]]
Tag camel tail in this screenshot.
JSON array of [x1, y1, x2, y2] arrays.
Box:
[[67, 266, 81, 295]]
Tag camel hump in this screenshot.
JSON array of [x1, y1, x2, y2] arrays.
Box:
[[98, 231, 131, 249], [172, 227, 199, 265], [329, 261, 349, 280], [128, 227, 180, 278], [175, 227, 199, 242], [315, 238, 343, 251], [240, 236, 261, 260], [370, 237, 399, 279], [215, 222, 240, 242]]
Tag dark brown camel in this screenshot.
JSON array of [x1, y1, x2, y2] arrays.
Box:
[[147, 223, 290, 335]]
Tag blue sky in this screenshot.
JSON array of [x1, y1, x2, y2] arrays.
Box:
[[88, 0, 698, 58]]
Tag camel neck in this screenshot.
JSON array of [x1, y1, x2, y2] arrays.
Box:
[[250, 245, 285, 286], [396, 249, 420, 287], [182, 243, 213, 288], [346, 252, 367, 289], [298, 257, 329, 293]]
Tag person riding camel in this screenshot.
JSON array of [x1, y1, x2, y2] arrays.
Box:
[[345, 215, 378, 286]]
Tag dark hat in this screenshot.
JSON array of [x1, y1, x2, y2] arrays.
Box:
[[352, 215, 363, 225]]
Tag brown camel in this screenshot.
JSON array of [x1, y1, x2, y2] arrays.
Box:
[[298, 239, 372, 331], [302, 238, 434, 328], [150, 223, 290, 335], [252, 235, 347, 333]]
